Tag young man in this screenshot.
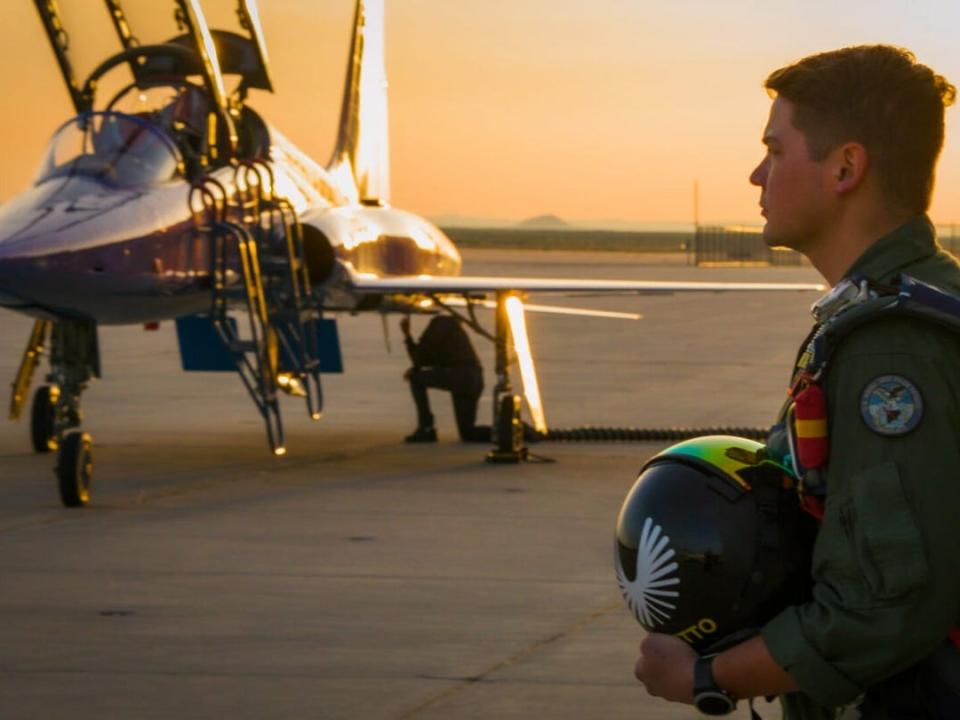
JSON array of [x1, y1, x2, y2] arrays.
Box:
[[400, 314, 489, 443], [633, 46, 959, 717]]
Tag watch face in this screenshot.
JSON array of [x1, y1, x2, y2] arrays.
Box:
[[695, 691, 736, 715]]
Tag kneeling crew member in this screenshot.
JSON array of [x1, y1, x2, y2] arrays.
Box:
[[401, 315, 489, 443]]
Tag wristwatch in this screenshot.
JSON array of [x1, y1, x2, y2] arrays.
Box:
[[693, 656, 737, 715]]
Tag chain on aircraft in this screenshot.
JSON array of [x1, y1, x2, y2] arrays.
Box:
[[0, 0, 823, 507]]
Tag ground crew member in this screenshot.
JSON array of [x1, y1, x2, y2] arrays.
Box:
[[400, 314, 490, 443], [632, 46, 960, 718]]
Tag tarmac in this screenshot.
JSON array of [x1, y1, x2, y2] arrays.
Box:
[[0, 249, 823, 719]]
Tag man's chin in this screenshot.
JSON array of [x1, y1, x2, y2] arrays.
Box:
[[761, 222, 778, 248], [761, 223, 794, 251]]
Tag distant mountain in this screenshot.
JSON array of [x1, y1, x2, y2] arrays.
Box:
[[517, 214, 568, 229], [430, 214, 715, 232]]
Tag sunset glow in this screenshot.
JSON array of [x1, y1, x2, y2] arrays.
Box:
[[1, 1, 957, 227]]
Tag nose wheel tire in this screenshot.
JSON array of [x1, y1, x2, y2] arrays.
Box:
[[30, 385, 58, 453], [56, 432, 93, 507]]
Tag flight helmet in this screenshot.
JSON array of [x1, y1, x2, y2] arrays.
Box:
[[614, 435, 815, 653]]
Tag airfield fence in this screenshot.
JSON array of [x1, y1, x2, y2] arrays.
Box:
[[692, 225, 806, 267], [940, 225, 960, 257], [441, 223, 960, 265], [442, 227, 688, 253]]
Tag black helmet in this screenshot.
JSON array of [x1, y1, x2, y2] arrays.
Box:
[[614, 435, 814, 653]]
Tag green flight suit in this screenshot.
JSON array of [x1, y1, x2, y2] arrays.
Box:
[[761, 216, 960, 718]]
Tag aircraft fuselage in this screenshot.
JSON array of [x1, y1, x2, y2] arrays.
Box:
[[0, 128, 462, 325]]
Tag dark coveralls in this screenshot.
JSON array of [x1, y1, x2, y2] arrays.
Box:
[[763, 217, 960, 718], [405, 316, 489, 442]]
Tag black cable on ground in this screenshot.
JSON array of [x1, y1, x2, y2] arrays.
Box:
[[538, 426, 769, 442]]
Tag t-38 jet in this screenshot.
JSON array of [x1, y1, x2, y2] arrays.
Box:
[[0, 0, 822, 507]]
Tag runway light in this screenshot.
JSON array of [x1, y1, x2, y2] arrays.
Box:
[[274, 446, 287, 457], [504, 296, 547, 434], [311, 412, 322, 420]]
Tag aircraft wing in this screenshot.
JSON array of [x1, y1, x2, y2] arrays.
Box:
[[347, 273, 825, 295]]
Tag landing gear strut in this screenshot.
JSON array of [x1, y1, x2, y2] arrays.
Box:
[[30, 384, 58, 452], [487, 292, 528, 463], [46, 320, 100, 507]]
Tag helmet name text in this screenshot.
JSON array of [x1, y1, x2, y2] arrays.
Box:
[[675, 618, 718, 644]]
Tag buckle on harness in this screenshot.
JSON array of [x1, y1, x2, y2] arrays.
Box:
[[811, 277, 874, 323]]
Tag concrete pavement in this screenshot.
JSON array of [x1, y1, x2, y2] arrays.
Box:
[[0, 249, 821, 719]]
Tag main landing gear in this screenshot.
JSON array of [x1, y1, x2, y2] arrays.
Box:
[[486, 292, 541, 464], [10, 318, 100, 507], [437, 291, 543, 463]]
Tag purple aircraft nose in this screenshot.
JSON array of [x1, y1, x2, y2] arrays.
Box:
[[0, 170, 206, 324], [0, 111, 208, 322]]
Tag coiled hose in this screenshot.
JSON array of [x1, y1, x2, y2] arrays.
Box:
[[540, 426, 769, 442]]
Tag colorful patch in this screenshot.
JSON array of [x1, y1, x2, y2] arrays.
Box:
[[860, 375, 923, 436]]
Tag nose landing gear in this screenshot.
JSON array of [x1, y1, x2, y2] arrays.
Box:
[[11, 319, 100, 507], [45, 320, 99, 507]]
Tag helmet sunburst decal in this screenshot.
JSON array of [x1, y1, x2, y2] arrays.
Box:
[[617, 517, 680, 627]]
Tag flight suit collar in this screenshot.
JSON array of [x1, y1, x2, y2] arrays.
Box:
[[843, 215, 937, 283]]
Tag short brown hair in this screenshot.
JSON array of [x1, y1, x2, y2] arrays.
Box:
[[765, 45, 955, 214]]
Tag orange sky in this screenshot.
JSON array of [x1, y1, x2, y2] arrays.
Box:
[[0, 0, 957, 227]]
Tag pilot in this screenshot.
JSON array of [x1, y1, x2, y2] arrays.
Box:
[[400, 314, 489, 443], [91, 114, 132, 157], [632, 46, 960, 718], [159, 85, 210, 172]]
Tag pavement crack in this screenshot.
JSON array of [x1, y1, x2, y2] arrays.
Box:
[[397, 600, 622, 718]]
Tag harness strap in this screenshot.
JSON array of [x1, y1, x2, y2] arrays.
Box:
[[785, 274, 960, 649]]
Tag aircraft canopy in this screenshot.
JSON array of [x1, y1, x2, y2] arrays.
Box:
[[36, 112, 183, 188]]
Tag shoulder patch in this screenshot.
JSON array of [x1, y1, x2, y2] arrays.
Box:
[[860, 375, 924, 436]]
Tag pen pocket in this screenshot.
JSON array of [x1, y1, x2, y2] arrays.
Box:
[[847, 460, 928, 600]]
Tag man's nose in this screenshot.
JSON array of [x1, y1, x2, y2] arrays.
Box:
[[749, 158, 768, 187]]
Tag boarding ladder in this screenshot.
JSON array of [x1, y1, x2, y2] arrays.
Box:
[[190, 162, 324, 454]]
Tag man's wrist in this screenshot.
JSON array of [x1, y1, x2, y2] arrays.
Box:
[[693, 656, 737, 715]]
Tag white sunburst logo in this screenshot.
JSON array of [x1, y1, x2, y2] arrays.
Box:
[[617, 517, 680, 628]]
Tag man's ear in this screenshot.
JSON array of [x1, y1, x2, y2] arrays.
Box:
[[831, 142, 869, 195]]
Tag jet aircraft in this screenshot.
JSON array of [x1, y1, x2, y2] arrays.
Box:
[[0, 0, 822, 507]]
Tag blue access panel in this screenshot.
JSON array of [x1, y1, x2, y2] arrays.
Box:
[[175, 315, 236, 371], [175, 315, 343, 373]]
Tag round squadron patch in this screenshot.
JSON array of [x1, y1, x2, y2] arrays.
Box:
[[860, 375, 924, 436]]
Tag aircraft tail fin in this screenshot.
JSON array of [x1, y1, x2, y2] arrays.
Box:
[[328, 0, 390, 206]]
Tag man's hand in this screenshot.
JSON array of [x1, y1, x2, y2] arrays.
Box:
[[633, 633, 697, 704], [400, 317, 411, 338]]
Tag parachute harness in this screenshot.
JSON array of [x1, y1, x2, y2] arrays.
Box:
[[785, 274, 960, 519]]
